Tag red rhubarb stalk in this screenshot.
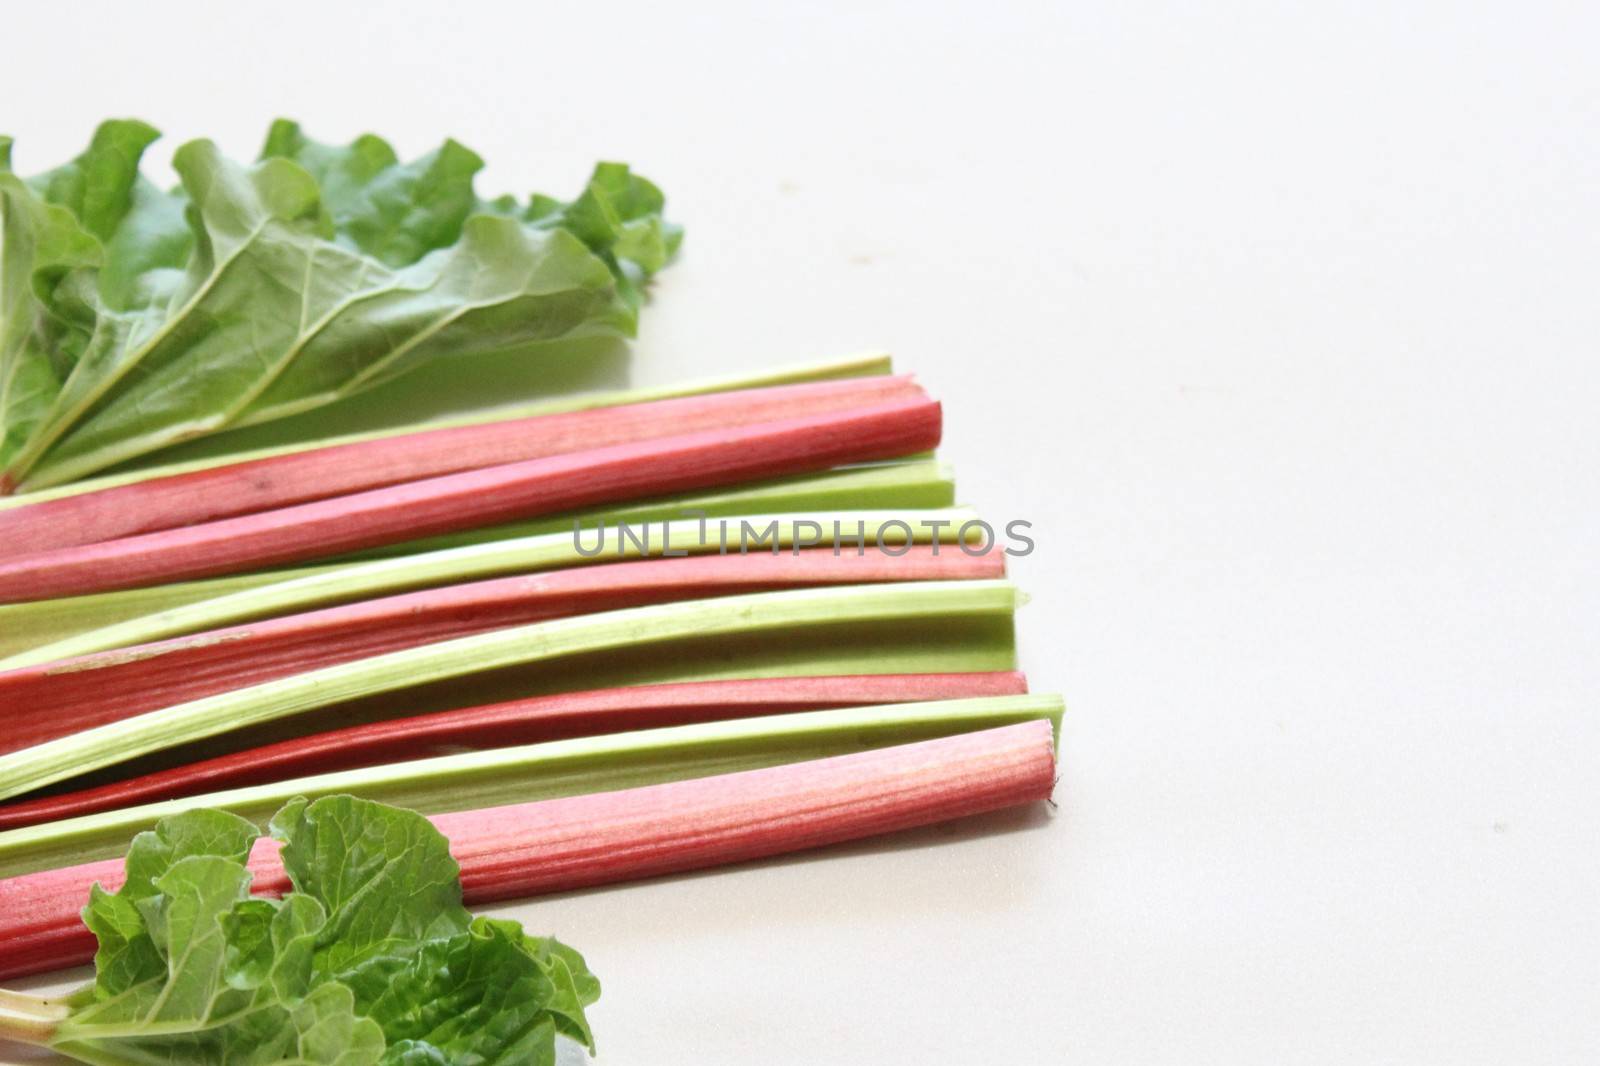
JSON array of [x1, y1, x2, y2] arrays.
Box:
[[0, 719, 1056, 980], [0, 397, 942, 603], [0, 672, 1028, 829], [0, 376, 923, 558], [0, 546, 998, 757]]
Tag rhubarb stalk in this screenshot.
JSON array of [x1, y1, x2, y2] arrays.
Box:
[[0, 719, 1057, 982], [0, 581, 1019, 802], [0, 375, 923, 557], [0, 693, 1063, 877], [0, 397, 941, 602], [0, 462, 956, 664], [1, 505, 967, 669], [0, 352, 893, 510], [0, 673, 1028, 831], [349, 455, 952, 560], [0, 547, 1003, 756]]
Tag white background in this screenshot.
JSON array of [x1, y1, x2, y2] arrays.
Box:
[[5, 2, 1598, 1062]]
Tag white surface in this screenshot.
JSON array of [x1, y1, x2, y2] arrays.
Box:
[[5, 2, 1599, 1063]]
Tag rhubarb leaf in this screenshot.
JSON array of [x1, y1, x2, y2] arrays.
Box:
[[0, 162, 100, 478], [269, 794, 470, 977], [343, 918, 594, 1063], [37, 797, 597, 1066], [79, 807, 257, 997], [0, 121, 678, 492], [273, 796, 600, 1061], [59, 852, 387, 1065]]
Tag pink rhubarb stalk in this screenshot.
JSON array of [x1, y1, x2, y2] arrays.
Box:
[[0, 546, 998, 758], [0, 672, 1028, 830], [0, 396, 941, 603], [0, 720, 1057, 980], [0, 376, 923, 558]]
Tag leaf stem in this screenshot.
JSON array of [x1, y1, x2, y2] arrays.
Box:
[[0, 987, 67, 1045]]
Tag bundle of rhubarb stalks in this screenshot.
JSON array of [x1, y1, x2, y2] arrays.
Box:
[[0, 353, 1062, 983]]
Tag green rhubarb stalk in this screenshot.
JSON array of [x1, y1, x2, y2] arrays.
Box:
[[0, 507, 975, 669], [347, 612, 1018, 721], [0, 693, 1063, 877], [0, 458, 953, 662], [1, 590, 1017, 767], [50, 619, 1017, 773], [0, 581, 1019, 802], [0, 352, 892, 511]]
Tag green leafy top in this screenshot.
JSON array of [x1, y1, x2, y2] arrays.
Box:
[[39, 795, 598, 1066], [0, 120, 679, 491]]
